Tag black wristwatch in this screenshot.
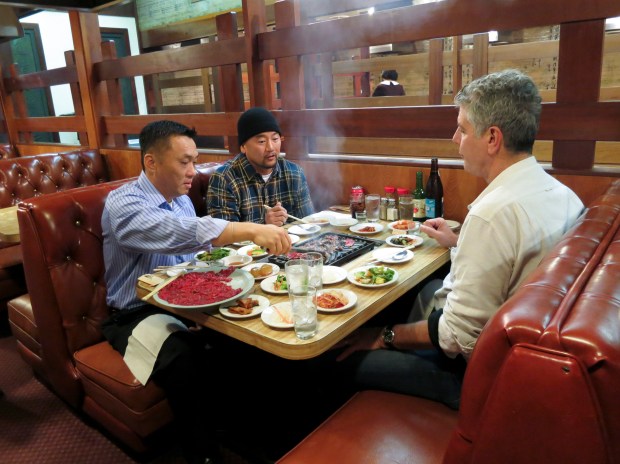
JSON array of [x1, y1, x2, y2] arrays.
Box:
[[382, 325, 395, 349]]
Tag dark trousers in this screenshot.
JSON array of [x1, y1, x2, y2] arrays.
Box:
[[102, 306, 221, 458]]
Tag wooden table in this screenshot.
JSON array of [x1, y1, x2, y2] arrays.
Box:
[[137, 221, 450, 360], [0, 205, 19, 243]]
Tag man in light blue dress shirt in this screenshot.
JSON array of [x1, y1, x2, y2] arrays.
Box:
[[101, 120, 292, 464]]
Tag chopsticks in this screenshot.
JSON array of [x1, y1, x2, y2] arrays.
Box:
[[271, 305, 293, 324], [141, 272, 183, 301], [263, 205, 308, 224], [153, 265, 204, 271]]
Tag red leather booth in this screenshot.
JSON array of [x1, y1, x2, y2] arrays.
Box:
[[9, 162, 222, 453], [278, 179, 620, 464]]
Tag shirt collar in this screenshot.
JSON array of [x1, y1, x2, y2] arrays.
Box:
[[137, 171, 172, 210], [237, 153, 281, 181], [469, 156, 538, 210]]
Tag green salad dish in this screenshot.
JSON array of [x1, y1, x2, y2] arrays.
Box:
[[195, 247, 234, 262], [348, 266, 398, 287]]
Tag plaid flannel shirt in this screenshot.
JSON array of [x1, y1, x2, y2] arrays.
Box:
[[206, 154, 314, 223]]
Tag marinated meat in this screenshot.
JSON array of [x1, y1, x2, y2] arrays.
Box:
[[269, 233, 379, 267], [227, 305, 252, 315]]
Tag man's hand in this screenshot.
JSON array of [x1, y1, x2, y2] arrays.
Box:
[[252, 224, 292, 255], [265, 202, 288, 226], [334, 327, 385, 361], [420, 218, 458, 248]]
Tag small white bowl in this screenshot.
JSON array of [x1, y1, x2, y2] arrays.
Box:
[[329, 217, 358, 228], [219, 254, 253, 268]]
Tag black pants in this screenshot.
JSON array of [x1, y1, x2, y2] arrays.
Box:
[[102, 306, 222, 458]]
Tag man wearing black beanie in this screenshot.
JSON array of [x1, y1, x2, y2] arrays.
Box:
[[207, 107, 314, 224]]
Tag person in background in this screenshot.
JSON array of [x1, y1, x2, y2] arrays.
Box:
[[101, 120, 291, 464], [334, 69, 584, 410], [206, 107, 314, 224], [372, 69, 406, 96]]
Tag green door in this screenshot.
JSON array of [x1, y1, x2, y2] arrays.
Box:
[[10, 26, 56, 143], [101, 29, 137, 115]]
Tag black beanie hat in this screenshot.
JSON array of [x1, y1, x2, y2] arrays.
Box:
[[237, 107, 281, 146]]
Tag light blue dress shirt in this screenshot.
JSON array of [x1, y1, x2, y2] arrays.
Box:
[[102, 172, 228, 309]]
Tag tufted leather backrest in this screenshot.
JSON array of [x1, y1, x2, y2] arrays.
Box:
[[0, 149, 109, 208], [444, 179, 620, 464], [188, 161, 224, 217], [0, 144, 17, 160], [17, 180, 129, 404], [15, 162, 222, 406]]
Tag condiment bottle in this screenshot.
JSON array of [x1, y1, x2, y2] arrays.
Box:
[[397, 188, 413, 222], [413, 171, 426, 222], [425, 157, 444, 219], [384, 186, 395, 201], [384, 186, 397, 215], [350, 185, 365, 218], [379, 197, 389, 221], [386, 198, 399, 221]]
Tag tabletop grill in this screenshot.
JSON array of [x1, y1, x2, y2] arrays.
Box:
[[268, 232, 382, 267]]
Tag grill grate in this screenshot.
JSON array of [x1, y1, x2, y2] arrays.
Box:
[[268, 232, 383, 267]]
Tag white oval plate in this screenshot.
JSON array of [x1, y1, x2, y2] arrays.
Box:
[[241, 262, 280, 280], [347, 265, 399, 288], [302, 214, 331, 227], [261, 302, 294, 329], [219, 294, 270, 319], [322, 266, 348, 285], [194, 247, 237, 264], [316, 288, 357, 313], [385, 234, 424, 248], [371, 247, 414, 264], [288, 224, 321, 235], [329, 217, 358, 228], [237, 244, 269, 259], [349, 222, 384, 235], [288, 233, 300, 245], [260, 274, 289, 294], [445, 219, 461, 231], [219, 254, 253, 268], [387, 220, 420, 233], [233, 240, 254, 247], [154, 266, 255, 309]]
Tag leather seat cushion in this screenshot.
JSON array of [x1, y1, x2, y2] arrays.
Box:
[[7, 294, 39, 354], [74, 341, 167, 412], [278, 390, 458, 464]]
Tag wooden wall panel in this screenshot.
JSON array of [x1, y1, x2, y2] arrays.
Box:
[[260, 0, 620, 59], [299, 159, 616, 223]]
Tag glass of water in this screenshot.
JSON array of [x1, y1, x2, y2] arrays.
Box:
[[290, 285, 318, 340], [303, 252, 323, 292], [365, 194, 381, 222], [285, 259, 308, 294]]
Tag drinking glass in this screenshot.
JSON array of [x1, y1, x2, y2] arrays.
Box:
[[303, 252, 323, 292], [290, 285, 318, 340], [365, 194, 381, 222], [355, 210, 367, 222], [284, 259, 308, 294], [398, 194, 414, 222]]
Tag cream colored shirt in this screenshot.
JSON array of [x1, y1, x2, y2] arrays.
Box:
[[435, 157, 584, 359]]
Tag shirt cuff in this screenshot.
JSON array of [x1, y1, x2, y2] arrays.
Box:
[[427, 308, 443, 353]]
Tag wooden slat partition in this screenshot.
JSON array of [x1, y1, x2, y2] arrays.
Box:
[[94, 38, 246, 80], [260, 0, 620, 58], [0, 0, 618, 221], [3, 65, 78, 91]]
